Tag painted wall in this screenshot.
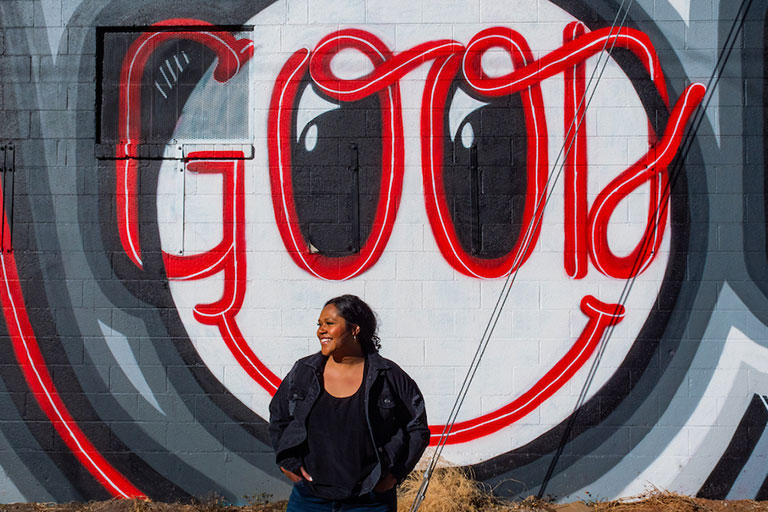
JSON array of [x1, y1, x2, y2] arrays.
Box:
[[0, 0, 766, 504]]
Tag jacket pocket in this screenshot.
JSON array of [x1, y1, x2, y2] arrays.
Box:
[[288, 391, 305, 416], [377, 393, 396, 422]]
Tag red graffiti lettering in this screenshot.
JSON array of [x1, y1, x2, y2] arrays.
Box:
[[428, 295, 625, 445], [268, 30, 453, 280], [0, 182, 145, 498], [564, 22, 589, 279], [423, 27, 548, 278], [269, 26, 696, 280], [164, 151, 280, 394], [116, 19, 254, 270], [588, 83, 705, 278], [108, 22, 707, 445]]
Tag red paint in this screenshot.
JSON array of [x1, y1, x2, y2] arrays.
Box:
[[460, 26, 668, 104], [116, 19, 254, 269], [423, 27, 549, 278], [0, 190, 145, 498], [164, 152, 281, 394], [428, 295, 625, 445], [269, 30, 419, 280], [267, 26, 678, 280], [588, 83, 705, 279], [106, 24, 707, 445], [564, 22, 589, 279]]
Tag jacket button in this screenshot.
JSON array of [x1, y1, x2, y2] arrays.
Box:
[[378, 447, 384, 452]]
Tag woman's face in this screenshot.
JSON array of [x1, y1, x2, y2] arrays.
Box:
[[316, 304, 360, 358]]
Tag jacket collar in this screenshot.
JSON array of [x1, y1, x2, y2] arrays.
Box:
[[301, 350, 391, 373]]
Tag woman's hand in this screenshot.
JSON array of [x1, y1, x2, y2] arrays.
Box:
[[373, 472, 397, 493], [279, 466, 313, 483]]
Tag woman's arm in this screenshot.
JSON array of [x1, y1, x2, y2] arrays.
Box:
[[268, 365, 304, 475], [384, 367, 430, 482]]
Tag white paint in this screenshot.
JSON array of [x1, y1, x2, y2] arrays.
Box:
[[304, 124, 319, 151], [159, 0, 675, 465], [668, 0, 691, 26], [97, 320, 165, 415], [295, 85, 340, 142], [448, 87, 488, 142], [0, 458, 26, 503], [460, 122, 474, 148], [480, 49, 514, 78], [41, 0, 64, 63], [41, 0, 81, 64], [329, 48, 377, 80], [727, 400, 768, 498], [566, 284, 768, 500]]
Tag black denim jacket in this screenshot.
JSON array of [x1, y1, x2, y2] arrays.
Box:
[[268, 351, 430, 494]]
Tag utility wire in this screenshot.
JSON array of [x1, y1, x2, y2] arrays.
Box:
[[409, 1, 637, 510], [537, 0, 754, 499]]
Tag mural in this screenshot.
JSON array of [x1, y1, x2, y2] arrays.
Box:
[[0, 0, 767, 504]]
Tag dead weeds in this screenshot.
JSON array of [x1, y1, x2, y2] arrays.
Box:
[[397, 466, 508, 512], [1, 479, 767, 512]]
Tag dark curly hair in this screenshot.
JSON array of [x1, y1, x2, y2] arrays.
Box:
[[324, 294, 381, 354]]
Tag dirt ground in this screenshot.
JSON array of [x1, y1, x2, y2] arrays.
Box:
[[1, 494, 768, 512], [2, 468, 766, 512]]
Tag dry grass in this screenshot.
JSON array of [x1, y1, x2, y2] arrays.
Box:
[[397, 466, 507, 512], [589, 488, 768, 512], [396, 465, 768, 512], [2, 481, 768, 512]]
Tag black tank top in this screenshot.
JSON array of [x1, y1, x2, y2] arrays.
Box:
[[303, 363, 379, 500]]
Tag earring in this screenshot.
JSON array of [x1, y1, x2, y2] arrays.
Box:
[[353, 334, 358, 342]]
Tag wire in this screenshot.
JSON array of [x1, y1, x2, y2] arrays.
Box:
[[409, 1, 638, 510], [536, 0, 754, 498]]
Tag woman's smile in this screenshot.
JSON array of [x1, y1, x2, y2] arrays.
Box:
[[317, 304, 360, 358]]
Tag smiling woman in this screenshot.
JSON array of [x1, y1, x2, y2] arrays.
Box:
[[268, 295, 430, 512]]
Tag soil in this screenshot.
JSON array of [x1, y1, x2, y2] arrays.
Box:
[[1, 493, 766, 512]]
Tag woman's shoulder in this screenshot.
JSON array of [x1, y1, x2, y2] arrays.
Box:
[[293, 351, 325, 368], [282, 352, 325, 382]]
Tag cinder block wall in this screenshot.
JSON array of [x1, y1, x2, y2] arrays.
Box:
[[0, 0, 766, 504]]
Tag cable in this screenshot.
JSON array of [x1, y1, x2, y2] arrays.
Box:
[[409, 2, 638, 510], [536, 0, 754, 498]]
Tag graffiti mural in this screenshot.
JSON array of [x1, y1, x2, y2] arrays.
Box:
[[0, 0, 767, 504]]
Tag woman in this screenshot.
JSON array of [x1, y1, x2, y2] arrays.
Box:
[[269, 294, 430, 511]]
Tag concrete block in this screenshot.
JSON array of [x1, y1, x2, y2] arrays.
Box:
[[685, 21, 718, 51], [287, 0, 309, 24], [382, 337, 424, 366], [0, 111, 30, 138], [62, 0, 84, 27], [0, 2, 34, 28], [395, 251, 455, 280], [4, 28, 50, 55], [364, 280, 422, 309], [308, 0, 365, 24], [422, 280, 480, 310], [0, 56, 31, 82], [422, 0, 479, 23], [33, 0, 60, 27], [394, 308, 454, 337], [38, 54, 88, 83], [480, 0, 537, 22], [366, 0, 422, 24], [15, 82, 66, 110], [31, 110, 94, 139], [67, 27, 93, 55], [281, 307, 316, 337]]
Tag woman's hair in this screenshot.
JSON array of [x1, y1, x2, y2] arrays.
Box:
[[324, 294, 381, 354]]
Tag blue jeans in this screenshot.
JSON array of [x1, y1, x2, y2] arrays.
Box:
[[286, 481, 396, 512]]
